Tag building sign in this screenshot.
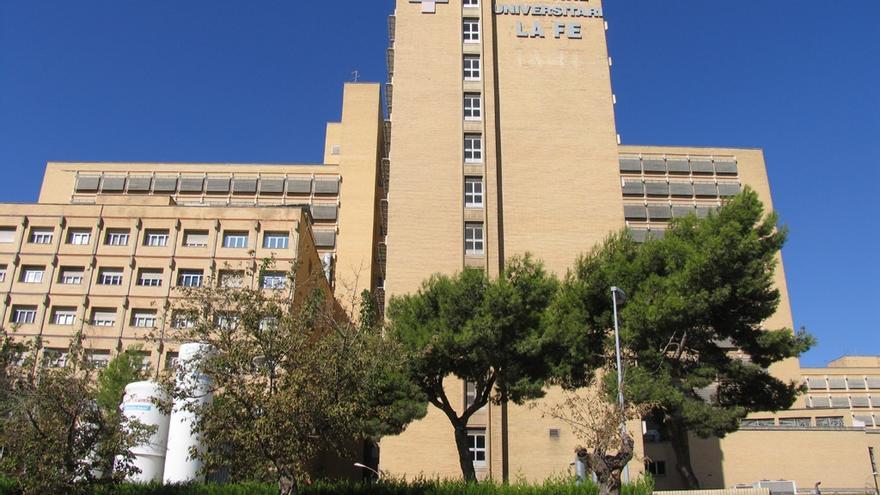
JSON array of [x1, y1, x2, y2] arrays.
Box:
[[410, 0, 449, 14], [495, 0, 603, 39]]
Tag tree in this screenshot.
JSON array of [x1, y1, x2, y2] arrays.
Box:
[[386, 254, 560, 482], [557, 189, 814, 488], [95, 346, 150, 414], [0, 330, 152, 495], [544, 376, 652, 495], [164, 261, 426, 495]]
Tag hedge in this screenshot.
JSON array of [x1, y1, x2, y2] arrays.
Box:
[[0, 477, 655, 495]]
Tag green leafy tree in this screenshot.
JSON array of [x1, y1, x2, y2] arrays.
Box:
[[386, 254, 560, 482], [165, 261, 426, 495], [0, 330, 152, 495], [95, 346, 150, 414], [554, 189, 814, 488]]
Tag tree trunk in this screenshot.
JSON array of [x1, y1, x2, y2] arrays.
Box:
[[279, 472, 298, 495], [453, 422, 477, 482], [667, 416, 701, 489], [576, 431, 634, 495]]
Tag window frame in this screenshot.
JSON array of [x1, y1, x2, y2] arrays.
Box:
[[178, 269, 204, 288], [463, 0, 479, 5], [222, 231, 249, 249], [91, 309, 117, 327], [463, 93, 482, 121], [263, 232, 290, 250], [52, 308, 77, 326], [12, 306, 37, 325], [29, 228, 54, 245], [464, 177, 484, 208], [463, 18, 481, 43], [464, 134, 483, 163], [261, 272, 287, 289], [131, 310, 157, 328], [137, 269, 164, 287], [144, 230, 170, 247], [467, 429, 487, 467], [464, 222, 485, 256], [21, 267, 45, 284], [67, 229, 92, 246], [105, 229, 131, 247], [0, 265, 6, 283], [182, 230, 210, 248], [98, 269, 124, 286], [463, 55, 481, 81]]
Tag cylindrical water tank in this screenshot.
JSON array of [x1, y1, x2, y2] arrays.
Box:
[[163, 343, 215, 484], [121, 381, 171, 483]]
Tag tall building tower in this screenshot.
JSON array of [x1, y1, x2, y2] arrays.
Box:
[[382, 0, 628, 481]]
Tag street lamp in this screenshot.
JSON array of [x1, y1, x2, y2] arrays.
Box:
[[611, 286, 630, 483], [354, 463, 381, 480]]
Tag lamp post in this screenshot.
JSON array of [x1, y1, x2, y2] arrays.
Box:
[[611, 286, 630, 483]]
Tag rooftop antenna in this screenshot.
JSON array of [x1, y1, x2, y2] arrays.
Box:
[[351, 70, 360, 82]]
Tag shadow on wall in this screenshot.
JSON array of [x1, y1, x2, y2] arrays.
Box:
[[643, 433, 724, 490]]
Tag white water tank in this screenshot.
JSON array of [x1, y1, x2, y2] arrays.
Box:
[[121, 381, 171, 483], [163, 343, 215, 484]]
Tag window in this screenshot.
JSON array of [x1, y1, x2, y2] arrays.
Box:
[[261, 272, 287, 289], [463, 18, 480, 43], [463, 55, 481, 80], [164, 352, 180, 370], [464, 93, 482, 121], [144, 229, 170, 247], [137, 269, 164, 287], [43, 348, 68, 368], [105, 229, 130, 246], [219, 270, 245, 288], [779, 417, 811, 428], [131, 310, 157, 328], [463, 0, 479, 5], [465, 381, 486, 410], [29, 228, 54, 245], [263, 232, 289, 250], [215, 313, 240, 331], [182, 230, 209, 248], [222, 231, 249, 249], [0, 227, 16, 244], [178, 270, 204, 288], [464, 134, 483, 163], [58, 267, 85, 285], [645, 461, 667, 477], [67, 229, 91, 245], [52, 307, 77, 326], [465, 222, 485, 255], [0, 265, 6, 283], [12, 306, 37, 324], [465, 178, 484, 208], [91, 309, 117, 327], [816, 416, 845, 428], [21, 266, 45, 284], [87, 350, 111, 369], [172, 312, 195, 329], [131, 351, 152, 371], [467, 429, 487, 466], [740, 418, 775, 427], [98, 268, 124, 286], [259, 317, 279, 333]]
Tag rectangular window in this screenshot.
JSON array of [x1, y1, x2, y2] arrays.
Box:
[[259, 317, 279, 333], [222, 231, 249, 249], [144, 229, 170, 247], [105, 229, 131, 246], [465, 381, 486, 410], [465, 222, 485, 255], [778, 417, 811, 428], [131, 310, 157, 328], [172, 312, 195, 329], [465, 178, 484, 208], [0, 265, 6, 283], [12, 306, 37, 324], [219, 270, 245, 288], [646, 461, 667, 477], [43, 348, 68, 368], [463, 18, 480, 43], [0, 227, 16, 244], [467, 429, 487, 466], [178, 270, 204, 288], [263, 232, 289, 250], [21, 266, 45, 284], [137, 269, 164, 287], [463, 55, 481, 81], [463, 0, 479, 5], [816, 416, 845, 428], [132, 351, 151, 371], [29, 228, 54, 245], [51, 307, 77, 326], [98, 268, 124, 286], [58, 267, 85, 285], [464, 134, 483, 163], [182, 230, 209, 248], [67, 229, 92, 245], [261, 272, 287, 289], [215, 313, 240, 331], [464, 93, 482, 121], [164, 352, 179, 370], [741, 418, 775, 427], [87, 350, 111, 369], [91, 309, 117, 327]]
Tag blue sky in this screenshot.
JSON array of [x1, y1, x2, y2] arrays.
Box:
[[0, 1, 877, 366]]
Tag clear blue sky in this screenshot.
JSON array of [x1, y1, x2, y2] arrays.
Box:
[[0, 1, 877, 366]]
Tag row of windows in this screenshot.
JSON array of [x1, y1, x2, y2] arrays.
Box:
[[0, 227, 291, 250], [808, 395, 877, 409], [806, 376, 880, 391], [7, 267, 287, 290], [741, 416, 872, 429], [74, 175, 340, 197]]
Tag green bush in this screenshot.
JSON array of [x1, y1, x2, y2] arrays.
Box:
[[0, 477, 654, 495]]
